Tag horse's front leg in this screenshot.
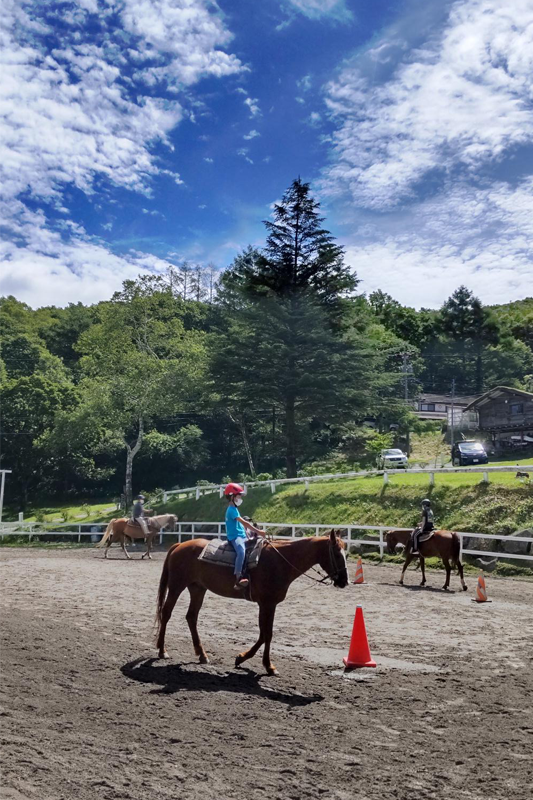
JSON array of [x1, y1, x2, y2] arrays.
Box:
[[442, 558, 452, 591], [141, 532, 153, 560], [186, 585, 209, 664], [399, 552, 414, 585], [419, 556, 426, 586], [235, 607, 266, 669], [261, 604, 278, 677]]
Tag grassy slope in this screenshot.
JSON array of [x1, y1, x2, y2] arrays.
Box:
[[161, 473, 533, 536]]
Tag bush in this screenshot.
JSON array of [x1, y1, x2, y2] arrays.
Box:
[[255, 472, 273, 482]]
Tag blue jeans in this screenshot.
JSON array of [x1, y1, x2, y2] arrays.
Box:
[[230, 536, 246, 576]]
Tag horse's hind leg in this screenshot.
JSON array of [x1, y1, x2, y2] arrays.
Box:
[[186, 584, 209, 664], [120, 535, 131, 560], [157, 583, 185, 659], [455, 558, 468, 591]]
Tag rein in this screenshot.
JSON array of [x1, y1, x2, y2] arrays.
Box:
[[265, 538, 340, 585]]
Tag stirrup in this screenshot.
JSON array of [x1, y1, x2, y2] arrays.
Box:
[[234, 577, 249, 589]]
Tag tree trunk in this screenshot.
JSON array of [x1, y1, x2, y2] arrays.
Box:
[[285, 397, 297, 478], [124, 417, 144, 510], [227, 410, 256, 478]]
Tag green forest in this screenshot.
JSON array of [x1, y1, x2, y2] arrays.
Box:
[[1, 179, 532, 509]]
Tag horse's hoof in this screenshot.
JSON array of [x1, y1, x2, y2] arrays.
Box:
[[266, 666, 279, 677], [199, 654, 209, 664], [235, 654, 244, 667], [443, 585, 449, 591], [463, 585, 468, 592], [159, 651, 169, 660]]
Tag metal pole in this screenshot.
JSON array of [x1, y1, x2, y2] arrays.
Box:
[[450, 378, 455, 450], [0, 471, 12, 523]]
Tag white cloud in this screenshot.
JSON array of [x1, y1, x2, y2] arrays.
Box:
[[203, 156, 214, 163], [121, 0, 243, 88], [322, 0, 533, 208], [284, 1, 353, 23], [306, 111, 322, 127], [0, 0, 244, 307], [243, 129, 260, 140], [237, 148, 253, 164], [244, 96, 261, 117], [343, 178, 533, 307]]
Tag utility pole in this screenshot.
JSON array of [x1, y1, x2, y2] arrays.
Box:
[[450, 378, 456, 450], [402, 354, 411, 456]]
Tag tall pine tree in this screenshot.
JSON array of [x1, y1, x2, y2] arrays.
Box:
[[213, 179, 373, 477]]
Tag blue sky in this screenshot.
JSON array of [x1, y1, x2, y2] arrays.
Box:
[[1, 0, 532, 308]]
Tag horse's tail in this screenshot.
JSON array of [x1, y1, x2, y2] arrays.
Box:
[[156, 550, 171, 630], [96, 519, 115, 547], [451, 531, 461, 566]]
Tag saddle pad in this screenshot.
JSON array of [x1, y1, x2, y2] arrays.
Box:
[[198, 538, 265, 570], [419, 531, 434, 543]]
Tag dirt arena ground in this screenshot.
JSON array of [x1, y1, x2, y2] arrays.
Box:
[[1, 546, 532, 800]]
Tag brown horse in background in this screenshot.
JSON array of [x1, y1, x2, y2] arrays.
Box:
[[385, 529, 467, 591], [156, 531, 348, 676], [97, 514, 178, 559]]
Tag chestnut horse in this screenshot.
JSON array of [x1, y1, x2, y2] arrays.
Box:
[[97, 514, 177, 560], [385, 529, 467, 591], [156, 531, 348, 676]]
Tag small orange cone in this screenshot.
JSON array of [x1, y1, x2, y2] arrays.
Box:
[[343, 606, 376, 669], [471, 571, 492, 603], [353, 556, 365, 584]]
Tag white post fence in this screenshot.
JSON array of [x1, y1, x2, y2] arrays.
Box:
[[1, 520, 532, 563]]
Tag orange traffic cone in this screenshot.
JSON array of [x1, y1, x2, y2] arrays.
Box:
[[343, 606, 376, 669], [471, 571, 492, 603], [353, 556, 365, 584]]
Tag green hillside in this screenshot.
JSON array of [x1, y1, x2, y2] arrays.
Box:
[[162, 473, 533, 536]]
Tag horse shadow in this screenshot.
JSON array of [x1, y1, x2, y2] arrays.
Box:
[[121, 657, 323, 708], [380, 582, 456, 593]]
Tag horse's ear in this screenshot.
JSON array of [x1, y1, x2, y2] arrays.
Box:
[[329, 529, 337, 543]]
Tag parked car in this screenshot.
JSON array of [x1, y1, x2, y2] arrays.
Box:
[[451, 441, 489, 466], [378, 448, 409, 469]]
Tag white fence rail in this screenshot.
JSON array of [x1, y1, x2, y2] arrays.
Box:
[[163, 464, 533, 501], [2, 520, 532, 563]]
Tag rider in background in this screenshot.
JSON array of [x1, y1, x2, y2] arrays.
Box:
[[133, 494, 149, 536], [224, 483, 265, 590], [411, 498, 434, 554]]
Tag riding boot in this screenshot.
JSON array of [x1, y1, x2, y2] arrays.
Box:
[[234, 574, 249, 590]]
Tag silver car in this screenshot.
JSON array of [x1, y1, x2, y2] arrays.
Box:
[[378, 448, 409, 469]]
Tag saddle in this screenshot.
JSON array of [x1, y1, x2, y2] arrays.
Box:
[[125, 519, 152, 539], [198, 537, 265, 570], [418, 531, 435, 544]]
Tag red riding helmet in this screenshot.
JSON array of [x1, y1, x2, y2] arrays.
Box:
[[224, 482, 244, 496]]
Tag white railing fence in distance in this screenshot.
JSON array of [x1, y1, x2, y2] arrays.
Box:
[[1, 521, 532, 563], [162, 464, 533, 502]]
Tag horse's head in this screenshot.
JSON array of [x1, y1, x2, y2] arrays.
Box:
[[385, 530, 398, 554], [319, 530, 348, 588], [385, 529, 406, 554], [168, 514, 178, 532]]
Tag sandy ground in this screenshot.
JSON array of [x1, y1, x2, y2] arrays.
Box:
[[1, 545, 532, 800]]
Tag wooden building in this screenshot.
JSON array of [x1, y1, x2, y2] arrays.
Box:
[[414, 392, 479, 429], [463, 386, 533, 449]]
